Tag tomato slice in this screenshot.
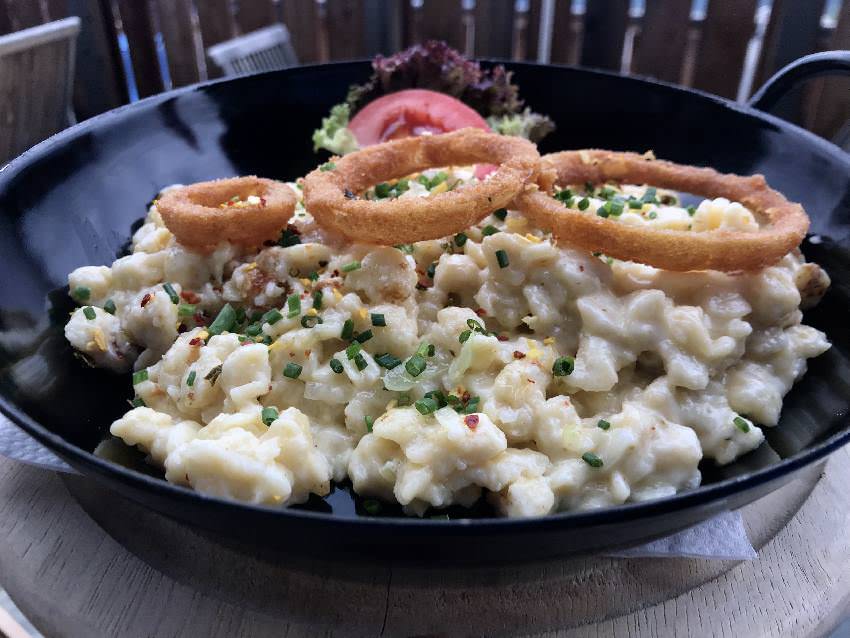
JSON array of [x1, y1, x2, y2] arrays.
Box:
[[348, 89, 490, 146]]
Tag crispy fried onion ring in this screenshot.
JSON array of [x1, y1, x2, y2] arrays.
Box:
[[515, 150, 810, 272], [158, 176, 296, 249], [303, 128, 540, 244]]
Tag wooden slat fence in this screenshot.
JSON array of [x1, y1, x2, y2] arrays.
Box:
[[1, 0, 848, 141]]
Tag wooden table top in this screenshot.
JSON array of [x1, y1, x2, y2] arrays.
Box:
[[1, 445, 849, 637]]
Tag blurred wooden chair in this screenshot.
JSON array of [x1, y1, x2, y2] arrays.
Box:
[[0, 16, 81, 166], [207, 23, 298, 77]]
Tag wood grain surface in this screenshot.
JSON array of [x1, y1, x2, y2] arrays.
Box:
[[1, 447, 849, 637]]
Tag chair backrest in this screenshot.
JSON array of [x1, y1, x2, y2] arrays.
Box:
[[0, 16, 81, 166], [207, 23, 299, 77]]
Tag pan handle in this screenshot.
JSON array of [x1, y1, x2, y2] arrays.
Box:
[[747, 50, 850, 113]]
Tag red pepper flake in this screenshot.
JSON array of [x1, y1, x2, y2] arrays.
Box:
[[475, 308, 487, 317], [527, 378, 535, 384], [331, 269, 340, 277], [461, 391, 471, 403], [304, 349, 311, 356], [259, 196, 267, 207], [497, 335, 509, 342], [180, 290, 201, 303], [464, 414, 479, 429], [177, 324, 188, 334], [513, 351, 526, 359], [189, 337, 203, 346], [193, 311, 207, 326], [140, 293, 152, 307], [579, 265, 585, 272]]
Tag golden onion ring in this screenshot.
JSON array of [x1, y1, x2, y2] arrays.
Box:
[[515, 150, 810, 272], [158, 176, 296, 250], [303, 128, 540, 244]]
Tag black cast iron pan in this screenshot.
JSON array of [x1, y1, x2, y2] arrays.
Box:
[[1, 52, 849, 563]]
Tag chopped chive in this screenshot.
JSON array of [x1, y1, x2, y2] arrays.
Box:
[[261, 406, 279, 426], [415, 397, 438, 415], [341, 319, 354, 340], [286, 294, 301, 318], [459, 329, 472, 343], [461, 396, 480, 414], [341, 260, 361, 273], [300, 315, 322, 328], [245, 323, 262, 336], [687, 205, 697, 216], [207, 303, 237, 336], [362, 499, 381, 515], [283, 362, 303, 379], [354, 329, 373, 343], [648, 211, 658, 220], [375, 353, 402, 369], [424, 390, 448, 408], [234, 306, 246, 323], [205, 364, 222, 385], [163, 282, 179, 304], [481, 225, 499, 237], [364, 415, 374, 432], [261, 335, 273, 345], [454, 232, 468, 247], [395, 243, 415, 255], [578, 197, 590, 211], [426, 262, 437, 279], [552, 356, 575, 376], [330, 358, 344, 373], [353, 353, 368, 371], [609, 199, 624, 215], [554, 188, 573, 203], [132, 369, 148, 385], [346, 342, 362, 359], [262, 308, 283, 325], [493, 208, 508, 221], [582, 452, 604, 468], [628, 198, 643, 209], [130, 397, 146, 408], [178, 303, 196, 318], [371, 313, 386, 327], [374, 182, 392, 198], [397, 393, 411, 406], [597, 419, 611, 430], [733, 416, 750, 433], [466, 318, 485, 333], [72, 286, 90, 302], [319, 161, 336, 171], [415, 342, 433, 358], [186, 370, 196, 387], [405, 354, 426, 377], [312, 290, 323, 310], [309, 270, 319, 281], [641, 186, 658, 204], [495, 249, 510, 268], [82, 306, 96, 320], [103, 299, 117, 315], [279, 227, 301, 247], [584, 181, 595, 196]]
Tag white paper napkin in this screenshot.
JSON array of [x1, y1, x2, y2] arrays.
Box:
[[0, 415, 756, 559], [0, 414, 73, 473]]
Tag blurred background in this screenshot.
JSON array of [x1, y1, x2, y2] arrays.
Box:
[[0, 0, 848, 166]]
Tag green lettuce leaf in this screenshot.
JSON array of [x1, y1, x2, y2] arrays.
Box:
[[312, 103, 359, 155]]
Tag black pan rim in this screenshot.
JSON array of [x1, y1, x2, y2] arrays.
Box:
[[1, 59, 849, 532]]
